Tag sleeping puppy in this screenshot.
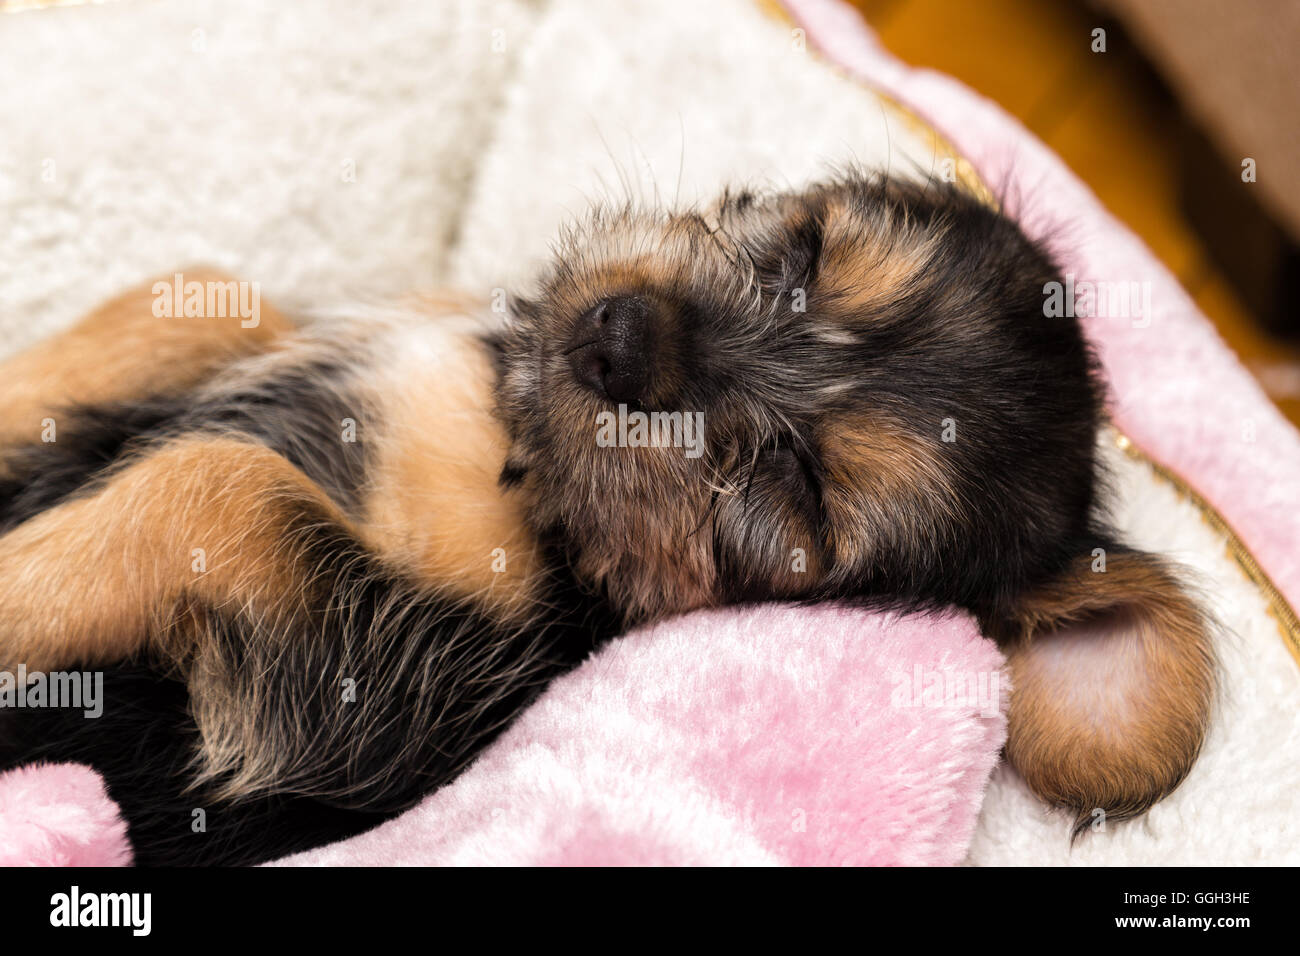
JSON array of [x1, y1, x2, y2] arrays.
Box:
[[0, 173, 1215, 865]]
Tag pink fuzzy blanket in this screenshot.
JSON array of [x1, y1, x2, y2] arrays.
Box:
[[2, 606, 1004, 867], [275, 606, 1004, 866]]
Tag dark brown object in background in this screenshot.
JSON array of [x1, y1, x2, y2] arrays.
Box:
[[1097, 0, 1300, 337], [1180, 122, 1299, 338]]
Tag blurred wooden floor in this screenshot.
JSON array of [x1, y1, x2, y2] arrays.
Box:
[[851, 0, 1300, 428]]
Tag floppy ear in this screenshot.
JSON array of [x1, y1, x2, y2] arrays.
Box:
[[990, 546, 1216, 833]]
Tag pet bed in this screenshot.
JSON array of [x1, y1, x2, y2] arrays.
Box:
[[0, 0, 1296, 866]]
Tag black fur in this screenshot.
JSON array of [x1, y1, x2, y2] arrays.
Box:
[[0, 508, 614, 866], [0, 400, 180, 533], [0, 667, 391, 867], [0, 358, 370, 533]]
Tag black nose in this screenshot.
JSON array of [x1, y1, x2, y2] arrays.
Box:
[[565, 296, 653, 404]]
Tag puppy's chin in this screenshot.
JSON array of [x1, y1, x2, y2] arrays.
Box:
[[574, 545, 718, 623], [521, 450, 722, 623]]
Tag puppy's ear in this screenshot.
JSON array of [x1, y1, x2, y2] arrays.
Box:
[[989, 545, 1216, 833]]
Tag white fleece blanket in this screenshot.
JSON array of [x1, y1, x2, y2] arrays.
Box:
[[1, 0, 1296, 865]]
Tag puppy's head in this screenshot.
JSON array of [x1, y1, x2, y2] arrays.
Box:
[[492, 173, 1216, 831], [494, 174, 1100, 623]]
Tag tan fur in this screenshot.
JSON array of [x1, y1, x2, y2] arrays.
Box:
[[521, 380, 722, 621], [360, 323, 549, 624], [0, 269, 293, 452], [997, 551, 1216, 827], [0, 283, 550, 668], [819, 204, 939, 316], [568, 454, 719, 618], [819, 412, 954, 568], [0, 437, 348, 671]]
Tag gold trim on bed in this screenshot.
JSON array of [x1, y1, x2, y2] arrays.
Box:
[[1112, 431, 1300, 667]]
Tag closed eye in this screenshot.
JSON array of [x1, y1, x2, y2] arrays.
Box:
[[762, 437, 824, 504], [749, 212, 824, 299], [750, 437, 827, 548]]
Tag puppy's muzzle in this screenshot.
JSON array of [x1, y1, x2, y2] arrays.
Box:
[[566, 296, 653, 404]]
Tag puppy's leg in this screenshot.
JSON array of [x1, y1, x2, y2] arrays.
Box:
[[0, 433, 597, 861], [0, 270, 292, 455], [0, 435, 351, 671]]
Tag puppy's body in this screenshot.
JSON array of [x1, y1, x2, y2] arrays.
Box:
[[0, 175, 1215, 864], [0, 297, 613, 864]]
